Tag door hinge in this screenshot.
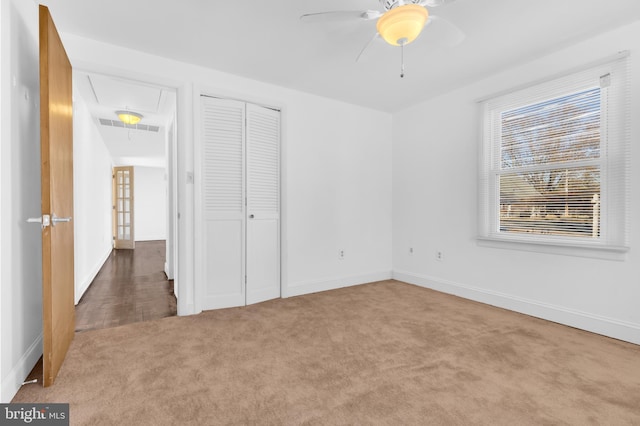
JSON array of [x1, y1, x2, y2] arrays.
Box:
[[245, 275, 247, 284]]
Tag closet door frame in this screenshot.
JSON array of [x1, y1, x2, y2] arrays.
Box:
[[194, 90, 284, 312]]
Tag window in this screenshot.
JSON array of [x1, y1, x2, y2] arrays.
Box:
[[479, 54, 629, 257]]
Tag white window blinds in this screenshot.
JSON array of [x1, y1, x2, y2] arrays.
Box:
[[479, 53, 630, 254]]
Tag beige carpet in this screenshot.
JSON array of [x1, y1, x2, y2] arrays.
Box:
[[13, 280, 640, 425]]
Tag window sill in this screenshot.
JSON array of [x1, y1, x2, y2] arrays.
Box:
[[477, 235, 629, 261]]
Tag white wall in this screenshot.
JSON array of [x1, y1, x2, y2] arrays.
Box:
[[283, 96, 392, 296], [0, 0, 43, 402], [0, 0, 4, 400], [59, 33, 393, 315], [392, 22, 640, 345], [0, 0, 3, 398], [133, 166, 167, 242], [73, 92, 113, 304]]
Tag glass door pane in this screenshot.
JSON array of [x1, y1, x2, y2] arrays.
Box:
[[113, 166, 135, 249]]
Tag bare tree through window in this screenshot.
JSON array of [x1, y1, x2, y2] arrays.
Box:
[[498, 88, 601, 237]]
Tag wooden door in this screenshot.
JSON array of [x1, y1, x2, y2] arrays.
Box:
[[39, 5, 75, 387], [113, 166, 135, 249], [245, 104, 280, 305]]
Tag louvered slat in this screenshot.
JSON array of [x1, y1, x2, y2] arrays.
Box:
[[247, 105, 280, 213], [201, 97, 244, 214]]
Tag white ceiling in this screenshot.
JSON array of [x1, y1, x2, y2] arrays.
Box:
[[74, 71, 175, 167], [42, 0, 640, 113]]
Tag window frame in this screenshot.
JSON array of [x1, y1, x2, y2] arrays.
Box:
[[478, 53, 630, 260]]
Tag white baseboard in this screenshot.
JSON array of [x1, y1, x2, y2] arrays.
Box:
[[283, 270, 393, 298], [393, 270, 640, 346], [0, 334, 42, 403], [177, 302, 196, 317], [164, 262, 174, 280], [135, 236, 167, 242], [75, 247, 112, 305]]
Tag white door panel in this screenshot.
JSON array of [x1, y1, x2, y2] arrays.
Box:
[[204, 219, 244, 308], [200, 97, 246, 310], [200, 97, 280, 309], [246, 103, 280, 305], [246, 216, 279, 305]]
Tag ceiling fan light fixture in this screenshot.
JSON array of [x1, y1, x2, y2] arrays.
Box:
[[376, 4, 428, 46], [116, 110, 143, 125]]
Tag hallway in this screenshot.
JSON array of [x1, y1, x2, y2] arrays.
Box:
[[75, 240, 177, 332]]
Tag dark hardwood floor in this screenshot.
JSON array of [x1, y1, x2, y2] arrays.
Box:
[[75, 240, 177, 332], [23, 241, 177, 385]]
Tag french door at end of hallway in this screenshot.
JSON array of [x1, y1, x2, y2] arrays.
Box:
[[200, 96, 280, 310], [113, 166, 135, 249]]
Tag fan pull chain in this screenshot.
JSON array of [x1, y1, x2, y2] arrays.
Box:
[[399, 38, 407, 78], [401, 43, 404, 78]]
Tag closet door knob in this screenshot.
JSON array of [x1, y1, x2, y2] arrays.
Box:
[[249, 214, 254, 219]]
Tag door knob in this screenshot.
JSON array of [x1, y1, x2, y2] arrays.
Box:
[[27, 214, 51, 229], [249, 214, 255, 219], [51, 213, 72, 226]]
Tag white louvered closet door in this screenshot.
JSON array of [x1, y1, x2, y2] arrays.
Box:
[[200, 96, 246, 309], [246, 103, 280, 305], [200, 97, 280, 310]]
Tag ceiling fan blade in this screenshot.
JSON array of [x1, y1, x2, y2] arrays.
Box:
[[424, 14, 465, 46], [356, 33, 381, 63], [300, 10, 382, 23], [419, 0, 456, 7]]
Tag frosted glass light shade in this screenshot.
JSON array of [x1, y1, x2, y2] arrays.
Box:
[[116, 110, 143, 125], [376, 4, 428, 46]]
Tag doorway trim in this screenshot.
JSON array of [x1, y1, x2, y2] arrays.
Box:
[[72, 63, 189, 315]]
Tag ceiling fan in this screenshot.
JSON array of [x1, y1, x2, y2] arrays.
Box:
[[301, 0, 463, 77]]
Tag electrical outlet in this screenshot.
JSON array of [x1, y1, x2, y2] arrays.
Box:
[[339, 249, 345, 260], [435, 250, 443, 261], [409, 247, 414, 256]]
